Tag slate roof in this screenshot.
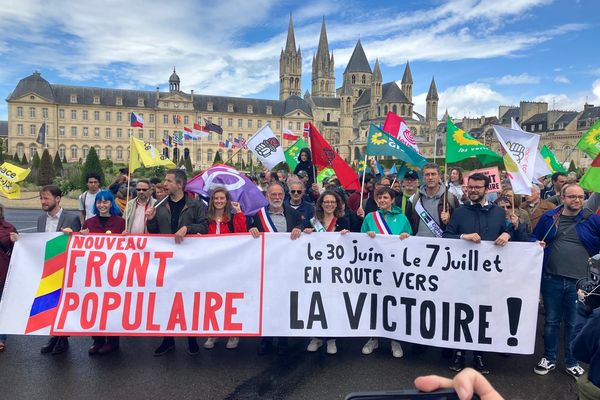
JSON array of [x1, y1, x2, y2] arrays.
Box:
[[499, 107, 520, 124], [401, 61, 413, 85], [580, 106, 600, 120], [523, 113, 547, 124], [354, 81, 410, 108], [8, 72, 313, 117], [311, 96, 340, 108], [426, 77, 438, 101], [554, 111, 577, 126], [344, 40, 372, 74], [0, 121, 7, 137]]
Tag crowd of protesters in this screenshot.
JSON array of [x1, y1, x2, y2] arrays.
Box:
[[1, 147, 600, 398]]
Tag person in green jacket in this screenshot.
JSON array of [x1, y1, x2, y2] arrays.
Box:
[[360, 187, 413, 237], [358, 186, 412, 358]]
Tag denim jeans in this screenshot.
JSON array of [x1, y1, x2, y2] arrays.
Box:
[[541, 272, 578, 367]]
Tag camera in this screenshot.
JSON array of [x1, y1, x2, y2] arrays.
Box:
[[577, 254, 600, 311]]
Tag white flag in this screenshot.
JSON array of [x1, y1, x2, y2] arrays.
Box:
[[511, 118, 552, 181], [398, 119, 420, 153], [493, 125, 539, 195], [246, 124, 286, 169]]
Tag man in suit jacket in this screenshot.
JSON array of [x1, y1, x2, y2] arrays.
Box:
[[249, 181, 302, 355], [37, 185, 80, 354]]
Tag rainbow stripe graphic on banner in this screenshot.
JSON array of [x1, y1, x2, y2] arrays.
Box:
[[25, 235, 70, 334]]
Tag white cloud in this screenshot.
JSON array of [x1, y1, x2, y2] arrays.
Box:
[[533, 79, 600, 110], [413, 82, 511, 120], [554, 75, 570, 84], [497, 73, 540, 85]]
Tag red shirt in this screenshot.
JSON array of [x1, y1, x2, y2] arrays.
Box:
[[207, 212, 247, 234]]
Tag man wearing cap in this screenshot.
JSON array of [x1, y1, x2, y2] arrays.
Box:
[[396, 170, 419, 214], [284, 180, 314, 228], [109, 167, 130, 196], [296, 170, 319, 203]]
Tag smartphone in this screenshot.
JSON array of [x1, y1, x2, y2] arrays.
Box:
[[345, 389, 480, 400]]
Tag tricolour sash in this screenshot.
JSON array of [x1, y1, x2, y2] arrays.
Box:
[[310, 217, 337, 232], [414, 199, 444, 237], [257, 207, 278, 232], [373, 211, 393, 235]]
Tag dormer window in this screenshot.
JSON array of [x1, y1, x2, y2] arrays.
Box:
[[116, 96, 123, 106], [228, 103, 233, 112], [93, 95, 100, 104], [266, 106, 272, 115], [247, 105, 253, 114], [70, 94, 77, 103], [138, 98, 144, 107], [207, 102, 213, 111]]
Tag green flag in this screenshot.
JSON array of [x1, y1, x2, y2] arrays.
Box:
[[366, 124, 428, 169], [540, 145, 567, 173], [580, 153, 600, 193], [356, 149, 370, 175], [284, 138, 308, 171], [576, 118, 600, 159], [316, 167, 335, 184], [445, 118, 501, 164]]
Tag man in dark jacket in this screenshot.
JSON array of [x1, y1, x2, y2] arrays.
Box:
[[443, 173, 511, 375], [249, 181, 302, 355], [530, 183, 600, 379], [572, 296, 600, 400], [146, 169, 208, 356]]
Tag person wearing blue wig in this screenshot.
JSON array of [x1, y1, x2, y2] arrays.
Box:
[[81, 189, 125, 355]]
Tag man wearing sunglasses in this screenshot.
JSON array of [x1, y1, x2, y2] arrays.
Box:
[[124, 179, 156, 234], [531, 183, 600, 380], [284, 180, 314, 228]]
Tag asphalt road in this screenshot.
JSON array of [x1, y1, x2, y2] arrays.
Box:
[[0, 208, 582, 400]]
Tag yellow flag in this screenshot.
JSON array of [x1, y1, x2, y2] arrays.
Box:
[[0, 162, 30, 199], [130, 137, 176, 171]]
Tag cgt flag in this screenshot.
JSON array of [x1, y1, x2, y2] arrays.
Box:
[[308, 122, 360, 191], [246, 125, 286, 170]]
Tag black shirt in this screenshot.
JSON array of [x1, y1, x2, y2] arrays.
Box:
[[168, 196, 186, 234]]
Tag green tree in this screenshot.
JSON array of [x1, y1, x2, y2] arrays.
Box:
[[62, 154, 68, 164], [0, 140, 5, 163], [53, 151, 63, 177], [184, 156, 193, 174], [80, 146, 105, 190], [212, 151, 223, 165], [13, 152, 19, 163], [36, 149, 55, 186], [21, 153, 29, 166], [27, 151, 41, 183], [31, 151, 41, 169]]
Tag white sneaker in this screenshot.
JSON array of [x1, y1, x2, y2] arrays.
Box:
[[391, 340, 403, 358], [362, 338, 379, 355], [566, 365, 584, 379], [307, 338, 323, 352], [203, 337, 217, 349], [326, 339, 337, 355], [226, 337, 239, 349], [534, 357, 556, 375]]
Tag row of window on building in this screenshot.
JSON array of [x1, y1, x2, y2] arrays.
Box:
[[13, 107, 303, 131], [15, 143, 256, 165]]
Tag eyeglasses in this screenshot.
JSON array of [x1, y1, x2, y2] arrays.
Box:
[[565, 195, 585, 200], [467, 185, 486, 191], [290, 190, 303, 194], [136, 188, 149, 191]]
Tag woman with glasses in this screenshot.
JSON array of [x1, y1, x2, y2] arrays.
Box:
[[494, 196, 528, 242], [500, 188, 532, 234], [82, 190, 126, 356], [203, 187, 246, 350], [359, 186, 412, 359], [303, 190, 349, 355]]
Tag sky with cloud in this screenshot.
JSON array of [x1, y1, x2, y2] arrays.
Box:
[[0, 0, 598, 121]]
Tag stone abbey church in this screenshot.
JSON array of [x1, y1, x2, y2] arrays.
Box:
[[6, 15, 440, 167]]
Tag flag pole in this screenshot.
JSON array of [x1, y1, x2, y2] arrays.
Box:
[[124, 134, 134, 231], [443, 161, 448, 213], [359, 153, 368, 208], [223, 147, 243, 165]]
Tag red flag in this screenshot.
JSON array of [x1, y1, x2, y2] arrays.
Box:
[[308, 122, 360, 191], [382, 112, 401, 138]]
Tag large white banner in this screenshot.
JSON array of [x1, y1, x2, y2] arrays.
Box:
[[0, 232, 543, 353]]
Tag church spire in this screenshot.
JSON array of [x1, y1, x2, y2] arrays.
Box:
[[426, 76, 439, 101], [315, 16, 330, 62], [311, 16, 335, 97], [285, 13, 296, 53]]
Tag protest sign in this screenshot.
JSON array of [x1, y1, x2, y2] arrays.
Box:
[[464, 167, 501, 192], [0, 233, 543, 354]]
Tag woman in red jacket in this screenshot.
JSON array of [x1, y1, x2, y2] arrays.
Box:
[[203, 187, 246, 350], [82, 190, 125, 355]]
